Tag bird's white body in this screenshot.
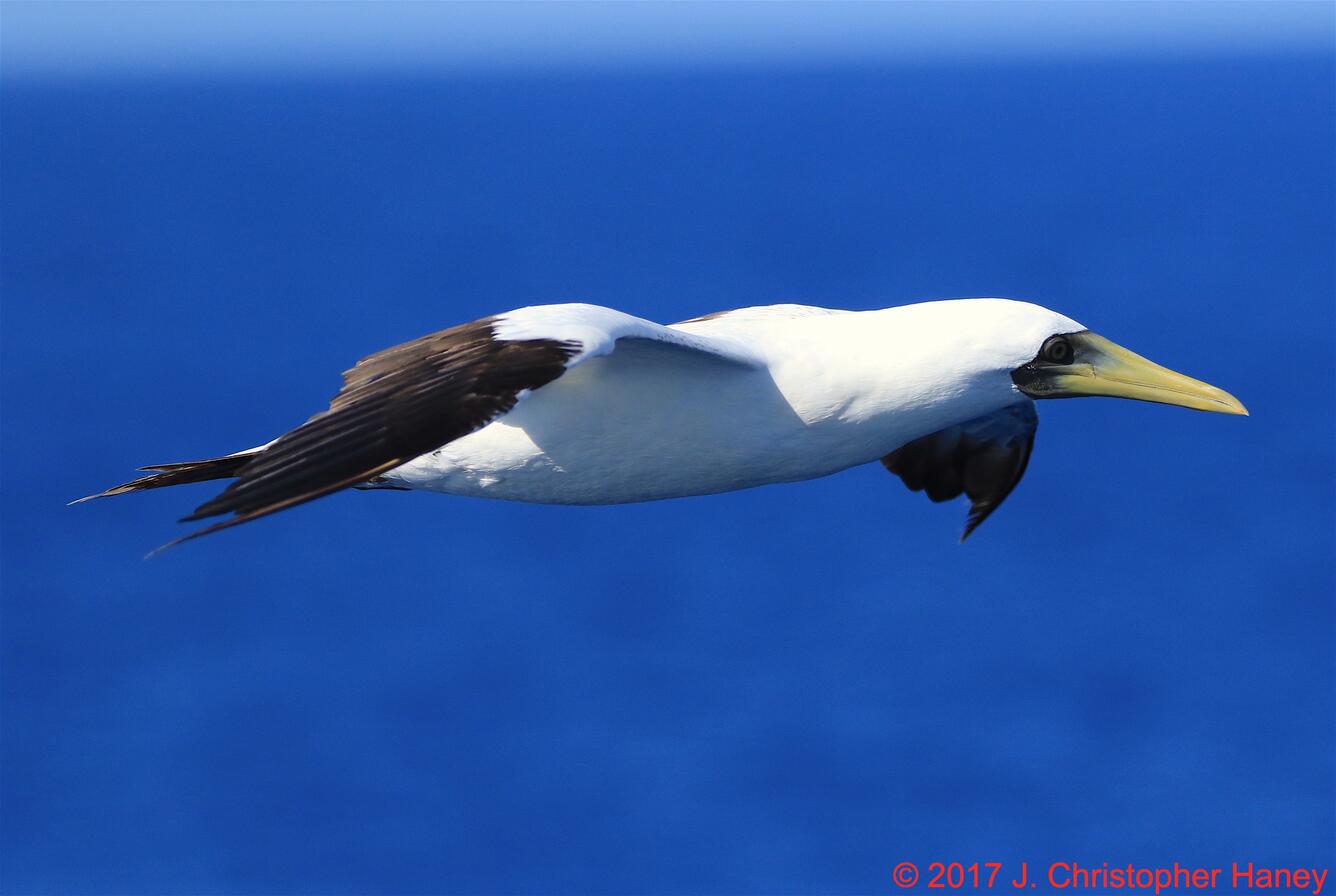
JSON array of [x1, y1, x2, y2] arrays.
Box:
[[382, 300, 1079, 504], [82, 294, 1243, 549]]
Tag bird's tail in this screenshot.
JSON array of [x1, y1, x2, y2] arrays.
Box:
[[70, 450, 261, 505]]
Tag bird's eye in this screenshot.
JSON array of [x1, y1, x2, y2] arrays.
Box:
[[1041, 336, 1074, 365]]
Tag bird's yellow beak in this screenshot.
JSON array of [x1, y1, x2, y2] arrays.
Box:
[[1017, 332, 1249, 415]]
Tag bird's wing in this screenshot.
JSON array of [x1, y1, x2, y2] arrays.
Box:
[[881, 402, 1038, 542], [164, 304, 761, 549]]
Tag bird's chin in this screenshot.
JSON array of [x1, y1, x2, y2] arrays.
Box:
[[1013, 332, 1248, 415]]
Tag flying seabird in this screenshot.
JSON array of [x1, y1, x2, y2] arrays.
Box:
[[76, 299, 1247, 550]]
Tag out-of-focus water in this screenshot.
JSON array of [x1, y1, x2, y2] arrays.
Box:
[[2, 56, 1332, 893]]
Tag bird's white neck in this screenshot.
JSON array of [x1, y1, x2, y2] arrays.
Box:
[[753, 305, 1032, 448]]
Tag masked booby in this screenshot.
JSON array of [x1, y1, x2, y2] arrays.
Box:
[[76, 299, 1247, 549]]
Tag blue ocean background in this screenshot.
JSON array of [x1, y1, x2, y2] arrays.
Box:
[[2, 5, 1333, 893]]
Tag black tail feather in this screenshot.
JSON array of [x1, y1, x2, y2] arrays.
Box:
[[70, 453, 255, 505]]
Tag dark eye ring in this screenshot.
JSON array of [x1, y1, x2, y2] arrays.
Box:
[[1042, 336, 1074, 365]]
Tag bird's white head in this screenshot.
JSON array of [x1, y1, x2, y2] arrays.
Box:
[[916, 298, 1248, 415], [866, 298, 1245, 542]]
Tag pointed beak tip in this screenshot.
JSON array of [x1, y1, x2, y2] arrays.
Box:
[[1213, 391, 1249, 417]]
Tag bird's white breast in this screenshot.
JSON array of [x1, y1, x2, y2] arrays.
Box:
[[384, 305, 1027, 504]]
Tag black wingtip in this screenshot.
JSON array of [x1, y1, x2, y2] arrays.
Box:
[[959, 505, 992, 543], [71, 455, 255, 510], [154, 465, 404, 554], [69, 482, 147, 505], [146, 515, 254, 558]]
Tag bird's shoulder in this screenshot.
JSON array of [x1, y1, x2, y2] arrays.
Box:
[[488, 302, 763, 368], [672, 303, 847, 328]]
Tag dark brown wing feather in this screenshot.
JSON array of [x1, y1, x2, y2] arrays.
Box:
[[70, 453, 257, 504], [881, 403, 1038, 542], [158, 316, 579, 550]]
